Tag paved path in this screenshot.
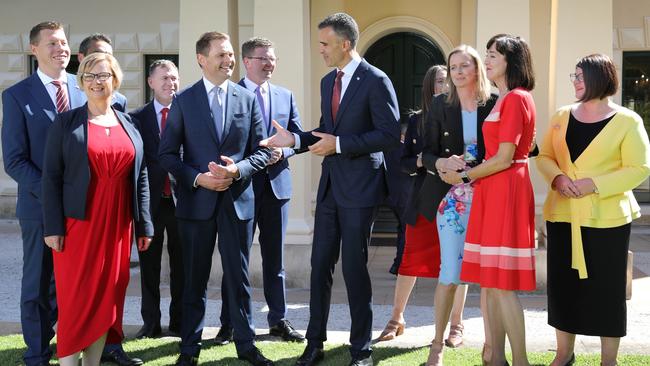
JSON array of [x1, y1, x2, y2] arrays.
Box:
[[0, 220, 649, 355]]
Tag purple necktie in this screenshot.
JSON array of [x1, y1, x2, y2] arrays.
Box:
[[255, 86, 269, 130]]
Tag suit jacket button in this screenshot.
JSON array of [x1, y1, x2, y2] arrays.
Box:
[[412, 139, 417, 144], [444, 148, 450, 153], [443, 131, 449, 136]]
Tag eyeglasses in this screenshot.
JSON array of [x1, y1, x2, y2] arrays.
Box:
[[569, 73, 584, 83], [246, 56, 278, 63], [81, 72, 113, 82]]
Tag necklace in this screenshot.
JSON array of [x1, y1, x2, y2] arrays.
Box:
[[105, 127, 111, 136]]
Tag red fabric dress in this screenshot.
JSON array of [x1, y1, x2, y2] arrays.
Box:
[[460, 88, 536, 291], [53, 121, 135, 357], [398, 214, 441, 278]]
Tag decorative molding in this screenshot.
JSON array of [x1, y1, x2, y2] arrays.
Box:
[[0, 72, 24, 88], [21, 33, 30, 53], [358, 16, 454, 56], [114, 33, 139, 51], [0, 34, 23, 52], [160, 23, 179, 52], [613, 29, 619, 50], [115, 53, 141, 71], [646, 17, 650, 48], [120, 89, 141, 109], [618, 27, 645, 49], [138, 33, 161, 52], [6, 54, 24, 71], [120, 71, 141, 88]]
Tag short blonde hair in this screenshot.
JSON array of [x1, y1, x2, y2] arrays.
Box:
[[77, 52, 123, 91], [446, 45, 491, 106]]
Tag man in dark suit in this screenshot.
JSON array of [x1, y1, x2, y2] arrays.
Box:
[[261, 13, 400, 366], [130, 59, 183, 340], [158, 32, 273, 366], [1, 21, 85, 366], [75, 32, 140, 366], [214, 37, 304, 345], [78, 33, 128, 112]]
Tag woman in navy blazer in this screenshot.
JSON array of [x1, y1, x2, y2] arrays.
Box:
[[41, 53, 153, 366]]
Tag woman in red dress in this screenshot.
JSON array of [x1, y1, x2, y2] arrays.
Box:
[[42, 53, 153, 366], [442, 35, 537, 366]]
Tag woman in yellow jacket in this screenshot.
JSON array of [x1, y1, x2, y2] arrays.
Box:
[[536, 53, 650, 366]]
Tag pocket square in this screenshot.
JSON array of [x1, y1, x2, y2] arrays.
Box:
[[24, 104, 33, 116]]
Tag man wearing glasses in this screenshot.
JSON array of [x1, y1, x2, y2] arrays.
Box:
[[2, 21, 86, 366], [214, 37, 304, 346]]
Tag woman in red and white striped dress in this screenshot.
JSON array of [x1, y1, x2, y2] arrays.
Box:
[[441, 34, 536, 366]]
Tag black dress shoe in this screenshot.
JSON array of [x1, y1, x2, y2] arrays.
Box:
[[214, 325, 233, 345], [168, 321, 181, 335], [135, 323, 162, 339], [295, 345, 324, 366], [175, 353, 198, 366], [349, 355, 373, 366], [269, 319, 305, 342], [238, 346, 274, 366], [100, 348, 144, 366]]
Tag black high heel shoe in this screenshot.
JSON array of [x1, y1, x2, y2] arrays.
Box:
[[564, 353, 576, 366]]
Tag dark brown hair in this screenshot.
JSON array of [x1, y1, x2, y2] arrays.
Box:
[[29, 21, 64, 45], [318, 13, 359, 49], [196, 32, 229, 56], [486, 34, 535, 91], [575, 53, 618, 102], [241, 37, 274, 58]]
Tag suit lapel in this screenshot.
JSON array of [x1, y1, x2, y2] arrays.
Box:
[[26, 73, 57, 121], [268, 83, 279, 135], [67, 73, 86, 109], [333, 61, 367, 131], [146, 102, 160, 141], [192, 80, 220, 146], [221, 80, 239, 145], [447, 103, 464, 153]]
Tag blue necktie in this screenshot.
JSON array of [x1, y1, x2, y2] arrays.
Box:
[[211, 87, 223, 142], [255, 86, 269, 131]]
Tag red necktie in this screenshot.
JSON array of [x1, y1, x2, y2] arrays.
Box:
[[51, 80, 69, 113], [331, 70, 344, 122], [160, 107, 172, 196]]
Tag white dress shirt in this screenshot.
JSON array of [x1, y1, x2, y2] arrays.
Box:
[[294, 54, 362, 153], [37, 68, 69, 110]]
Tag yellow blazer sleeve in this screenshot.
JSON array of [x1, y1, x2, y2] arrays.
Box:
[[591, 113, 650, 199], [536, 108, 567, 186]]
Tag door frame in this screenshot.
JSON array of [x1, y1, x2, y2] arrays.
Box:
[[358, 16, 454, 57]]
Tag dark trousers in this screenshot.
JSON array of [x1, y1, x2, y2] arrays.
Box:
[[138, 197, 183, 329], [305, 188, 375, 359], [385, 204, 406, 270], [178, 197, 255, 357], [19, 219, 56, 366], [221, 176, 289, 328]]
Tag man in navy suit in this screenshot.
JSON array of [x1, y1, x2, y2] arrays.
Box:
[[158, 32, 273, 366], [77, 33, 128, 112], [130, 60, 183, 340], [1, 21, 85, 366], [261, 13, 400, 366], [215, 37, 305, 345]]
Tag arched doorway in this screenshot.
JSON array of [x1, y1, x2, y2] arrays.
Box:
[[364, 32, 446, 242]]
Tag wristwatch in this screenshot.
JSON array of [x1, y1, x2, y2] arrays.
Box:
[[459, 170, 470, 184]]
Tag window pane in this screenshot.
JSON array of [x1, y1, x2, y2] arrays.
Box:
[[622, 51, 650, 202]]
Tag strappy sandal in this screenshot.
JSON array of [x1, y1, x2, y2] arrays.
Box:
[[426, 340, 444, 366], [377, 319, 405, 341], [445, 323, 464, 348]]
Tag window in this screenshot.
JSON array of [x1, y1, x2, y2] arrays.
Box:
[[622, 51, 650, 202]]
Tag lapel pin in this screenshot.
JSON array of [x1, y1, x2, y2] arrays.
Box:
[[356, 77, 360, 81]]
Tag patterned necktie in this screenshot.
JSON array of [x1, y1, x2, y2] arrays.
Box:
[[331, 70, 344, 122], [160, 107, 172, 196], [211, 87, 224, 142], [51, 80, 69, 113], [255, 86, 269, 131]]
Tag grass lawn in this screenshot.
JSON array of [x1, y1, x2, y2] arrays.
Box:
[[2, 334, 650, 365]]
